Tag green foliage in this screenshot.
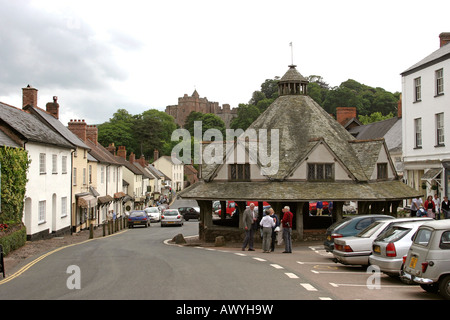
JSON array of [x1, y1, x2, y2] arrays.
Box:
[[0, 224, 27, 256], [183, 112, 226, 137], [0, 146, 31, 225], [98, 108, 178, 161], [359, 112, 395, 125]]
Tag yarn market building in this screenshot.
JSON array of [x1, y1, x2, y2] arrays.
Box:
[[178, 64, 422, 242]]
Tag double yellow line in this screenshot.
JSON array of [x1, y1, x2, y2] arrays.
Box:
[[0, 230, 127, 286]]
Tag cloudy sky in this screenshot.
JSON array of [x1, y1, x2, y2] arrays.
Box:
[[1, 0, 449, 125]]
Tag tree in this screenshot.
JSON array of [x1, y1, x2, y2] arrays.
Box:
[[230, 104, 260, 131]]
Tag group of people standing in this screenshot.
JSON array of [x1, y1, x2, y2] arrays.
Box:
[[242, 203, 293, 253], [410, 194, 450, 219]]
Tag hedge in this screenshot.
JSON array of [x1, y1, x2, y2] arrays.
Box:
[[0, 224, 27, 256]]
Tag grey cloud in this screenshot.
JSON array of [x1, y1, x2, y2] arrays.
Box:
[[0, 1, 127, 95]]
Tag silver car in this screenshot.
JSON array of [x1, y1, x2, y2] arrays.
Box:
[[161, 209, 184, 227], [402, 220, 450, 300], [333, 217, 432, 266], [369, 220, 432, 277]]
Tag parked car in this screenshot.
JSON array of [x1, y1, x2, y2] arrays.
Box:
[[144, 206, 161, 222], [127, 210, 150, 228], [161, 209, 184, 227], [178, 206, 200, 221], [324, 214, 393, 252], [402, 220, 450, 299], [333, 217, 432, 266], [216, 201, 237, 218], [369, 220, 432, 277]]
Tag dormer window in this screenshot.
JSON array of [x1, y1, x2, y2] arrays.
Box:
[[308, 163, 334, 181], [377, 163, 388, 180], [229, 163, 250, 181]]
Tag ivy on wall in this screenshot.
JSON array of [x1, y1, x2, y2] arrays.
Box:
[[0, 146, 31, 225]]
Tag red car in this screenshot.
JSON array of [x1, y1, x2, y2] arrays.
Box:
[[216, 201, 271, 217]]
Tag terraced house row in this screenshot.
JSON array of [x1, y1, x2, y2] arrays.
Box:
[[0, 86, 173, 240]]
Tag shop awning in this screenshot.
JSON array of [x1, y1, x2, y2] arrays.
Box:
[[114, 192, 126, 199], [421, 168, 442, 181], [77, 195, 97, 208], [98, 195, 114, 205]]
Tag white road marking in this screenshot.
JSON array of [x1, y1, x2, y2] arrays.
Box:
[[234, 253, 247, 256], [319, 297, 333, 300], [270, 264, 284, 269], [311, 270, 368, 275], [285, 272, 299, 279], [300, 283, 318, 291], [297, 261, 337, 265], [329, 282, 418, 288], [253, 257, 266, 262]]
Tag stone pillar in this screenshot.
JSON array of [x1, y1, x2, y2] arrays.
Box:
[[295, 202, 306, 240], [197, 200, 212, 241], [334, 201, 344, 222]]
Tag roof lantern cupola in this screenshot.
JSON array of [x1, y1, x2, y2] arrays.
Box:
[[278, 64, 309, 96]]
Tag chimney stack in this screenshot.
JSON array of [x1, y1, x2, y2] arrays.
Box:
[[397, 94, 402, 118], [68, 119, 87, 141], [106, 143, 116, 156], [129, 152, 136, 164], [154, 149, 159, 161], [137, 155, 148, 167], [46, 96, 60, 119], [117, 146, 127, 159], [22, 85, 38, 108], [439, 32, 450, 47], [86, 125, 98, 145], [336, 107, 357, 126]]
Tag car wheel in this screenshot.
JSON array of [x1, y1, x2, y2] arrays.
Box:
[[439, 275, 450, 300]]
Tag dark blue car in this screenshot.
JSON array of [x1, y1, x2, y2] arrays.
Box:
[[324, 214, 394, 252], [127, 210, 150, 228]]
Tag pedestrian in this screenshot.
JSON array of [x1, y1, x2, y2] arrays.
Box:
[[260, 208, 275, 253], [242, 203, 257, 251], [424, 195, 435, 219], [410, 197, 422, 217], [269, 208, 280, 252], [433, 194, 441, 220], [442, 196, 450, 219], [281, 206, 293, 253], [316, 201, 323, 216]]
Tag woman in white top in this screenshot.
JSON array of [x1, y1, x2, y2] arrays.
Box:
[[260, 208, 276, 253]]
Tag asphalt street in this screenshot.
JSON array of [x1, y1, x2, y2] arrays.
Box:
[[0, 199, 444, 302]]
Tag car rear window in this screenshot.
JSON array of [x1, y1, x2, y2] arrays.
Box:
[[376, 226, 410, 242], [130, 211, 145, 217], [357, 221, 383, 238], [327, 217, 352, 231], [440, 231, 450, 249], [164, 210, 178, 216], [413, 228, 432, 247]]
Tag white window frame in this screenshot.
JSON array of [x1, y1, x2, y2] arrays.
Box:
[[62, 156, 67, 174], [52, 154, 57, 174], [38, 200, 46, 223], [414, 118, 422, 148], [436, 68, 444, 96], [39, 153, 46, 174], [436, 113, 445, 146], [414, 77, 421, 102]]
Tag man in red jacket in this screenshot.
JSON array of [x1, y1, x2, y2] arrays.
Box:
[[281, 206, 293, 253]]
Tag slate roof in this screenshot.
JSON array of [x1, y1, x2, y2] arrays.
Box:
[[279, 65, 308, 83], [401, 42, 450, 76], [0, 102, 73, 149], [348, 117, 402, 153], [179, 180, 422, 202], [26, 105, 89, 150]]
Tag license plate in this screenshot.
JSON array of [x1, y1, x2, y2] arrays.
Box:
[[373, 245, 381, 253], [167, 221, 174, 224], [409, 256, 418, 269]]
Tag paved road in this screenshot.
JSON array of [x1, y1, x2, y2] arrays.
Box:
[[0, 199, 443, 301]]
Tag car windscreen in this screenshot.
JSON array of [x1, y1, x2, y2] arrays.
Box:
[[145, 208, 159, 212], [357, 221, 383, 238], [375, 226, 410, 242]]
